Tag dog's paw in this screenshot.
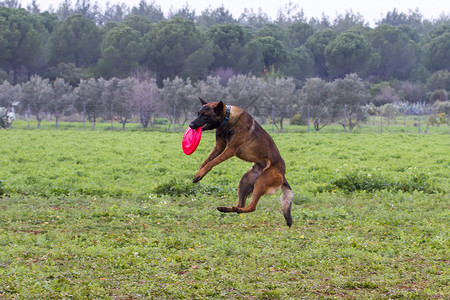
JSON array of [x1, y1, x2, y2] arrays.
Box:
[[193, 170, 206, 183], [192, 175, 202, 183], [217, 206, 228, 212], [217, 206, 241, 213]]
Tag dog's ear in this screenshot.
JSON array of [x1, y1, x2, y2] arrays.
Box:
[[214, 101, 225, 116], [199, 97, 207, 105]]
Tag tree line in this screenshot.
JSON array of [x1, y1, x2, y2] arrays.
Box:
[[1, 72, 449, 131], [0, 1, 450, 85]]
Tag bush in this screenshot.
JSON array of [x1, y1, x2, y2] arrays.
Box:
[[154, 118, 169, 125], [290, 113, 307, 125], [322, 169, 439, 194], [429, 89, 448, 102], [0, 107, 16, 129]]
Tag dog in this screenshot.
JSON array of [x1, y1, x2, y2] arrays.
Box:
[[189, 98, 293, 227]]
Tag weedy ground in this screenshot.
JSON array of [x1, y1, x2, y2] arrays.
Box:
[[0, 125, 448, 299]]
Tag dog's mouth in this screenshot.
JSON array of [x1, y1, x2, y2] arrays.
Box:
[[189, 122, 207, 130]]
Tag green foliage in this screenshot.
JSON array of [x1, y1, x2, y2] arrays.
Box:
[[0, 6, 46, 83], [97, 24, 145, 78], [325, 31, 378, 79], [325, 168, 439, 193], [153, 178, 197, 196], [368, 24, 418, 80], [50, 14, 100, 68], [289, 113, 306, 125], [426, 70, 450, 91], [145, 17, 204, 83]]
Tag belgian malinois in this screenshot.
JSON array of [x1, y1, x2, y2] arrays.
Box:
[[189, 98, 293, 227]]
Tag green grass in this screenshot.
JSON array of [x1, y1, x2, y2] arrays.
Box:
[[0, 127, 449, 299]]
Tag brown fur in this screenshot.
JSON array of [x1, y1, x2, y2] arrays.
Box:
[[189, 98, 293, 227]]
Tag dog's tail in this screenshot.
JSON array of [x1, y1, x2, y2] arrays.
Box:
[[281, 179, 293, 227]]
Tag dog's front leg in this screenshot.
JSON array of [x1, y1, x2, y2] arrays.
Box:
[[200, 140, 226, 169], [193, 148, 235, 183]]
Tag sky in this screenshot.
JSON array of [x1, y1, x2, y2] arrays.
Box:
[[25, 0, 450, 25]]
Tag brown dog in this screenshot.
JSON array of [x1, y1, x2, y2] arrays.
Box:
[[189, 98, 293, 227]]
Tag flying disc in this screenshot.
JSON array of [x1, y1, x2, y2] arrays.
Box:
[[182, 126, 202, 155]]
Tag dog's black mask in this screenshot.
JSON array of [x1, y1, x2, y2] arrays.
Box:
[[189, 102, 225, 131]]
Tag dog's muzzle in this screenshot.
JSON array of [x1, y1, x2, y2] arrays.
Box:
[[189, 121, 201, 129]]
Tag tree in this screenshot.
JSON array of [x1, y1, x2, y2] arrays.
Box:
[[159, 77, 196, 129], [56, 0, 74, 21], [44, 63, 93, 86], [195, 75, 228, 102], [25, 12, 58, 76], [325, 31, 378, 79], [332, 10, 367, 32], [0, 7, 46, 84], [275, 1, 307, 28], [257, 24, 288, 44], [305, 29, 338, 78], [145, 18, 203, 84], [196, 6, 235, 30], [130, 0, 164, 23], [0, 80, 21, 110], [424, 30, 450, 72], [286, 46, 315, 80], [131, 72, 159, 129], [426, 70, 450, 91], [102, 77, 135, 130], [101, 2, 129, 24], [50, 78, 73, 129], [382, 103, 399, 125], [20, 75, 53, 128], [123, 15, 153, 35], [207, 23, 249, 72], [238, 8, 270, 30], [73, 78, 105, 129], [50, 14, 100, 68], [226, 75, 265, 116], [300, 77, 332, 131], [329, 73, 369, 132], [245, 36, 287, 72], [97, 25, 145, 78], [287, 22, 314, 48], [263, 77, 298, 130], [369, 25, 418, 80], [181, 42, 214, 82]]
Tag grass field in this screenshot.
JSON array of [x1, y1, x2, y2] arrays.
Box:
[[0, 124, 449, 299]]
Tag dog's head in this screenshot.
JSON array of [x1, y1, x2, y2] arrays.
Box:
[[189, 98, 227, 131]]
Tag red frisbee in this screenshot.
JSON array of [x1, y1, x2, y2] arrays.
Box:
[[182, 126, 202, 155]]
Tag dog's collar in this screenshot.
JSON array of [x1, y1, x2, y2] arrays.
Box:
[[220, 105, 231, 127]]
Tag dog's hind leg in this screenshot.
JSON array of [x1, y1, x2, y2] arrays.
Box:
[[233, 167, 283, 214], [237, 166, 261, 207], [216, 172, 256, 212], [217, 165, 262, 213]]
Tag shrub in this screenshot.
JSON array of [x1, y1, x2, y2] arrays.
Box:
[[290, 113, 307, 125], [429, 89, 448, 102], [154, 118, 169, 125], [0, 107, 16, 129], [323, 169, 438, 194]]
